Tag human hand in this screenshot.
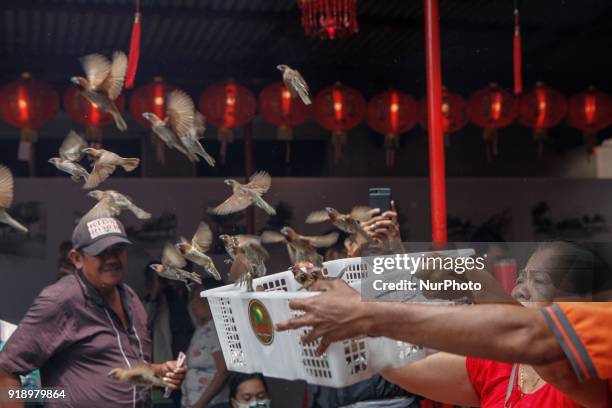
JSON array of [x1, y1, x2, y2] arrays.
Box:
[[276, 279, 372, 355], [154, 360, 188, 389], [361, 201, 403, 252]]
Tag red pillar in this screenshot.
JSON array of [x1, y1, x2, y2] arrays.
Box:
[[244, 122, 255, 234], [424, 0, 447, 243]]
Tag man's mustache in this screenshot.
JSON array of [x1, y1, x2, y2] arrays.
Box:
[[102, 262, 123, 272]]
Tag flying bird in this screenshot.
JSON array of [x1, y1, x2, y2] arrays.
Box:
[[183, 112, 216, 167], [0, 165, 28, 234], [276, 64, 311, 105], [141, 89, 199, 163], [81, 147, 140, 189], [48, 131, 90, 183], [86, 190, 151, 221], [306, 206, 372, 243], [71, 51, 128, 131], [107, 366, 167, 389], [261, 227, 338, 267], [175, 222, 221, 280], [220, 234, 269, 291], [209, 171, 275, 216], [150, 243, 203, 286]]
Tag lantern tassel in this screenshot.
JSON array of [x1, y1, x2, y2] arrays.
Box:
[[125, 0, 141, 89], [513, 1, 522, 95]]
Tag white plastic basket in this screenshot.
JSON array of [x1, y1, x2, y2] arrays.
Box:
[[201, 250, 473, 387]]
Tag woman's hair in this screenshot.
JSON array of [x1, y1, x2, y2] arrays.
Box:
[[229, 372, 268, 400], [534, 241, 612, 298]]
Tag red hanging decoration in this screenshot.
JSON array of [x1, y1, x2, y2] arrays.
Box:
[[513, 0, 522, 95], [298, 0, 358, 40], [417, 87, 468, 145], [518, 82, 567, 156], [366, 89, 416, 168], [64, 85, 126, 148], [567, 86, 612, 154], [468, 83, 518, 160], [314, 82, 366, 162], [130, 77, 177, 163], [0, 72, 59, 173], [199, 81, 257, 164], [125, 0, 141, 89], [259, 82, 311, 163]]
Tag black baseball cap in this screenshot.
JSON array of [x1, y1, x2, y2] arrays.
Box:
[[72, 217, 132, 256]]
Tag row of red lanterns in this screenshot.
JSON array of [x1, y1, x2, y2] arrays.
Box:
[[2, 74, 612, 168]]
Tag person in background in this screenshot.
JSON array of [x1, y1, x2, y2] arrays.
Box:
[[209, 372, 270, 408], [142, 262, 173, 364], [55, 240, 76, 282], [182, 279, 229, 408]]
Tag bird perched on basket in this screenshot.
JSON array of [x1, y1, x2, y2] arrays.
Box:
[[261, 227, 338, 267], [48, 131, 90, 184], [107, 366, 167, 389], [209, 171, 276, 216], [71, 51, 128, 131], [0, 165, 28, 234], [84, 190, 151, 221], [306, 206, 372, 244], [150, 243, 203, 287], [142, 90, 215, 166], [220, 234, 269, 292], [276, 64, 311, 105], [175, 222, 221, 280], [291, 261, 326, 291], [81, 147, 140, 189]]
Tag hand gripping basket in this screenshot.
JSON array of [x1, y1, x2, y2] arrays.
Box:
[[201, 252, 465, 387]]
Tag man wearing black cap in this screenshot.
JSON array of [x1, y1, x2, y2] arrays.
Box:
[[0, 216, 186, 408]]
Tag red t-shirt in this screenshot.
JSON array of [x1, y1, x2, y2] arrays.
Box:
[[466, 357, 582, 407]]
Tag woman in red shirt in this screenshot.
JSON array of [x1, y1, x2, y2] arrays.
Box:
[[381, 242, 607, 407]]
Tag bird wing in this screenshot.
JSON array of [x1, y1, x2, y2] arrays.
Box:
[[305, 231, 339, 248], [81, 196, 120, 222], [305, 210, 330, 224], [0, 165, 14, 209], [83, 161, 115, 189], [250, 242, 270, 260], [351, 206, 373, 222], [192, 221, 213, 252], [59, 131, 88, 162], [287, 69, 311, 103], [80, 54, 112, 90], [162, 242, 187, 268], [167, 90, 195, 138], [100, 51, 127, 100], [246, 171, 272, 194], [209, 193, 252, 215], [260, 231, 285, 243], [229, 251, 250, 284], [236, 235, 262, 246]]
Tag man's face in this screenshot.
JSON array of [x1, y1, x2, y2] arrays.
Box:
[[70, 244, 128, 290]]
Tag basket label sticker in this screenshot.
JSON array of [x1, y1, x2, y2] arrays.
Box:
[[248, 299, 274, 346]]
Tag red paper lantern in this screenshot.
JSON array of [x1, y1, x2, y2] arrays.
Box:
[[314, 82, 366, 162], [567, 87, 612, 153], [298, 0, 358, 40], [518, 82, 567, 156], [129, 77, 177, 162], [64, 85, 126, 148], [0, 73, 59, 169], [199, 81, 256, 164], [259, 82, 311, 163], [417, 88, 468, 138], [367, 90, 416, 168], [468, 83, 518, 159]]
